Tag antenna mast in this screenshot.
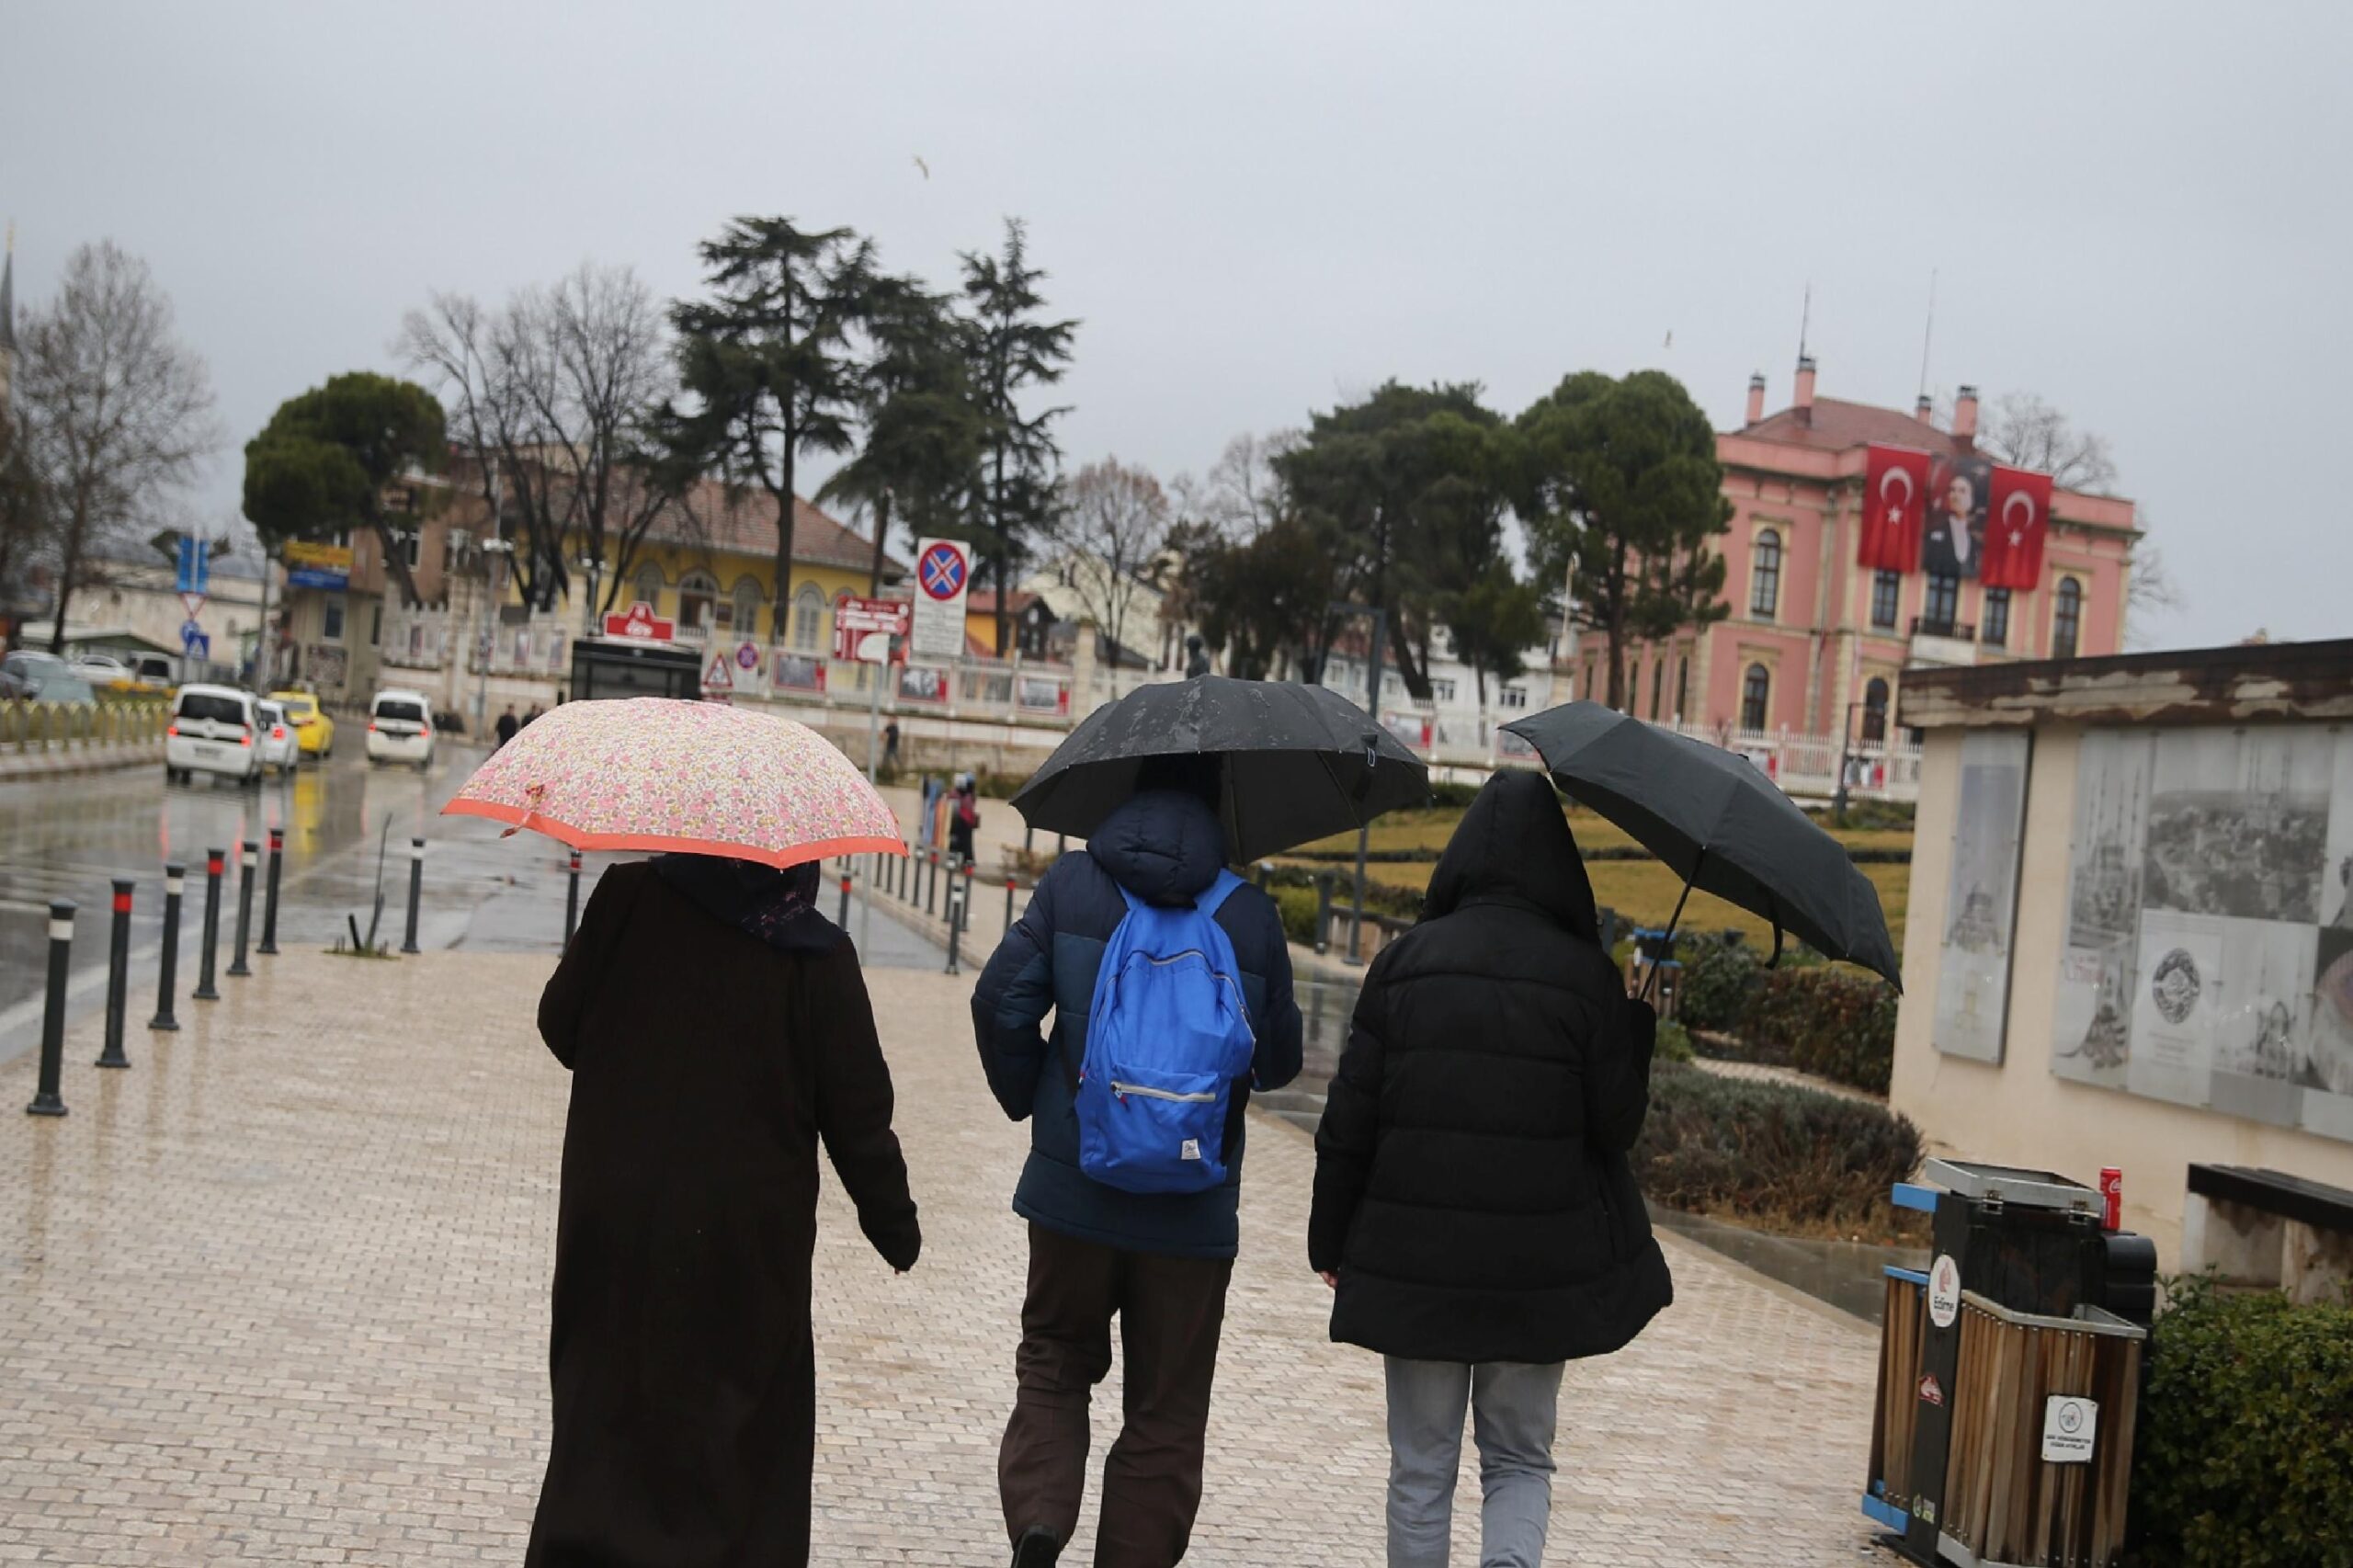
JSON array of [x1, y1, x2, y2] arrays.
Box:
[[1917, 269, 1938, 403], [1797, 282, 1812, 361]]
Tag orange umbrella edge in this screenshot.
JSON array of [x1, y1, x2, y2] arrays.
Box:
[[438, 797, 908, 866]]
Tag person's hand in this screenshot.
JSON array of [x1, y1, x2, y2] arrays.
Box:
[[1318, 1270, 1338, 1290]]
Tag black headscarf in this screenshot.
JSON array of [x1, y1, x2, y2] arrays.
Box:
[[654, 854, 846, 955]]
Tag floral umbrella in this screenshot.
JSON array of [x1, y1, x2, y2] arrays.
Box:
[[441, 698, 904, 868]]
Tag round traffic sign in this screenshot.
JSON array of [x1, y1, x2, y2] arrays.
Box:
[[918, 541, 968, 601]]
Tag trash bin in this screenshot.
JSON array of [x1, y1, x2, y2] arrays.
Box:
[[1863, 1160, 2154, 1567]]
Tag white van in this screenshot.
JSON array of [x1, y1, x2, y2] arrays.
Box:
[[165, 685, 263, 785], [365, 688, 437, 768]]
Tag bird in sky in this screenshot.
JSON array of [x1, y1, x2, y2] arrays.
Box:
[[913, 155, 930, 180]]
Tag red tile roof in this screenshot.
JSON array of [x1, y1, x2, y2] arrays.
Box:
[[966, 589, 1038, 617], [1735, 397, 1960, 456], [648, 478, 907, 578]]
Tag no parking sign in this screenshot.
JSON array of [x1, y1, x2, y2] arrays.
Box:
[[909, 537, 969, 660]]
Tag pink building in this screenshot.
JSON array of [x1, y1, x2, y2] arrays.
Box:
[[1570, 358, 2141, 749]]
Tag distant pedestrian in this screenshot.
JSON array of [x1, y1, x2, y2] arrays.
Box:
[[949, 775, 980, 865], [494, 705, 520, 750], [972, 753, 1303, 1568], [528, 855, 919, 1567], [522, 703, 544, 728], [1309, 769, 1672, 1568], [1184, 634, 1211, 679], [883, 720, 902, 771]]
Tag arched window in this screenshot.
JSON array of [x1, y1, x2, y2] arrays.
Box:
[[631, 562, 664, 610], [727, 577, 764, 640], [2052, 578, 2083, 659], [1648, 657, 1665, 720], [1675, 654, 1689, 722], [1741, 663, 1771, 732], [1862, 676, 1890, 744], [677, 570, 718, 634], [1749, 528, 1782, 619], [792, 585, 827, 651]]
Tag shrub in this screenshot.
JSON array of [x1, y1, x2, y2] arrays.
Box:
[[1738, 966, 1899, 1094], [1653, 1018, 1694, 1064], [2130, 1278, 2353, 1568], [1633, 1063, 1920, 1231], [1677, 939, 1761, 1030], [1272, 885, 1321, 946]]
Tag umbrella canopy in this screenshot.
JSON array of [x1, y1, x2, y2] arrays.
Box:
[[1501, 700, 1901, 987], [441, 698, 904, 867], [1011, 676, 1429, 862]]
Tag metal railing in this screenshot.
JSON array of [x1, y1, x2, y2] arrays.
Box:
[[0, 699, 171, 754]]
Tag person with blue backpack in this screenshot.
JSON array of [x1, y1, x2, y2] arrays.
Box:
[[972, 753, 1302, 1568]]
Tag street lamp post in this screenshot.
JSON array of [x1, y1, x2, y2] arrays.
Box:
[[1325, 601, 1389, 965], [574, 554, 606, 639], [1832, 699, 1864, 825], [472, 538, 515, 739]]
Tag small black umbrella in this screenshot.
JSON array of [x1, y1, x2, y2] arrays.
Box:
[[1502, 700, 1901, 987], [1012, 676, 1429, 862]]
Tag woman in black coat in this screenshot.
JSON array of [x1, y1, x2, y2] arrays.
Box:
[[1308, 769, 1671, 1567], [526, 855, 920, 1568]]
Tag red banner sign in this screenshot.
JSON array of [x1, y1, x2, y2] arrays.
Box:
[[1859, 445, 1930, 572], [1982, 466, 2054, 590], [602, 601, 676, 642]]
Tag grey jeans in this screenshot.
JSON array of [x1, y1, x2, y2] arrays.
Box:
[[1383, 1358, 1564, 1568]]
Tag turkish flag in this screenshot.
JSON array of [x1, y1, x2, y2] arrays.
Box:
[[1983, 466, 2054, 589], [1859, 444, 1930, 571]]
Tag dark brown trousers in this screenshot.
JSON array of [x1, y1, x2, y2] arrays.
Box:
[[999, 1222, 1235, 1567]]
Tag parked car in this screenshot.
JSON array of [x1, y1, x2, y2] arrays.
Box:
[[255, 699, 302, 776], [268, 688, 334, 759], [2, 652, 97, 705], [364, 688, 436, 768], [165, 684, 264, 786]]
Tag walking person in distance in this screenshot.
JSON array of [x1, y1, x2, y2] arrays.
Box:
[[972, 753, 1303, 1567], [1309, 768, 1672, 1568]]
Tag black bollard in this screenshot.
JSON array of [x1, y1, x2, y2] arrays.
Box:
[[943, 869, 965, 977], [227, 841, 258, 978], [256, 827, 284, 955], [192, 847, 225, 1002], [926, 851, 939, 917], [150, 860, 185, 1031], [564, 849, 582, 945], [26, 900, 74, 1116], [905, 845, 918, 907], [837, 867, 852, 926], [96, 877, 135, 1068], [401, 838, 424, 955]]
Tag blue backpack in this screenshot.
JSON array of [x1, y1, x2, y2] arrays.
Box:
[[1075, 870, 1256, 1194]]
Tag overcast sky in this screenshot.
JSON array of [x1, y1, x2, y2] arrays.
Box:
[[6, 2, 2347, 649]]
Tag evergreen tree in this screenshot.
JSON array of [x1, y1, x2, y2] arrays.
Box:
[[1516, 369, 1730, 710], [961, 220, 1076, 653], [665, 218, 875, 638], [243, 371, 444, 607]]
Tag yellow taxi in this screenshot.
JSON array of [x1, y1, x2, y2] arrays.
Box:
[[268, 688, 335, 760]]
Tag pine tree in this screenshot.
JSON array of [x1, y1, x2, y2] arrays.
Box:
[[961, 220, 1076, 653]]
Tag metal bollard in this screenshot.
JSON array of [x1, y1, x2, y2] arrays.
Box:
[[26, 900, 74, 1116], [227, 841, 258, 977], [564, 849, 582, 945], [193, 848, 224, 1001], [96, 877, 135, 1068], [401, 838, 424, 954], [926, 851, 939, 917], [150, 860, 185, 1031], [257, 827, 284, 955], [837, 867, 852, 926], [1314, 873, 1333, 956], [943, 869, 966, 976], [905, 845, 918, 906], [1257, 859, 1273, 891]]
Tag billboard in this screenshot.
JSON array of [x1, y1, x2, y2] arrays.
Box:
[[2052, 726, 2353, 1143], [1933, 732, 2032, 1062], [283, 540, 353, 591], [1859, 445, 2052, 589]]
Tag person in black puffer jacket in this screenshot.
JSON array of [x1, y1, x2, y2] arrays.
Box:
[[1308, 767, 1671, 1568]]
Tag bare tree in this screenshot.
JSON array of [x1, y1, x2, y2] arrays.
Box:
[[2123, 530, 2184, 649], [1048, 458, 1174, 693], [399, 262, 679, 619], [14, 242, 216, 650], [1978, 392, 2119, 494], [1171, 430, 1298, 540]]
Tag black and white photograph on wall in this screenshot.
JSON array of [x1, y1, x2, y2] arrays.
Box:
[[2310, 927, 2353, 1141], [2053, 731, 2154, 1086], [1934, 732, 2030, 1062], [2142, 728, 2333, 924]]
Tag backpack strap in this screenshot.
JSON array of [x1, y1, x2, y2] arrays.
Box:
[[1194, 869, 1245, 919]]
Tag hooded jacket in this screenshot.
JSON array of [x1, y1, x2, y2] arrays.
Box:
[[972, 790, 1303, 1258], [1308, 769, 1672, 1364]]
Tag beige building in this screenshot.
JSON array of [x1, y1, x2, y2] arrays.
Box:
[[1893, 639, 2353, 1267]]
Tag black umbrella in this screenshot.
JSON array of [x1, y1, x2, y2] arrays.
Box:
[[1012, 676, 1429, 862], [1501, 700, 1901, 987]]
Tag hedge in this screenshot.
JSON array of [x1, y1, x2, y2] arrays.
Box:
[[1632, 1063, 1921, 1232], [2130, 1278, 2353, 1568], [1675, 941, 1898, 1095]]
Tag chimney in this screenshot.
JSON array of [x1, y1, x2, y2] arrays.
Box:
[[1915, 393, 1934, 422], [1953, 384, 1979, 444], [1793, 356, 1816, 426], [1745, 372, 1766, 426]]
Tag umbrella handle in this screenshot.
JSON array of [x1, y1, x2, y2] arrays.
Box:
[[1765, 891, 1783, 970], [1640, 858, 1700, 1005]]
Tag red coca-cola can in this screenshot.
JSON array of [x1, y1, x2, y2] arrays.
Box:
[[2098, 1167, 2123, 1231]]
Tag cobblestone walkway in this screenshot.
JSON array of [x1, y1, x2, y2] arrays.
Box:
[[0, 945, 1890, 1564]]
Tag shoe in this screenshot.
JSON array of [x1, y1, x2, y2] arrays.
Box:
[[1011, 1525, 1062, 1567]]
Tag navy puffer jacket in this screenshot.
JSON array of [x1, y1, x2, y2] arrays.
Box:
[[971, 790, 1303, 1258]]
